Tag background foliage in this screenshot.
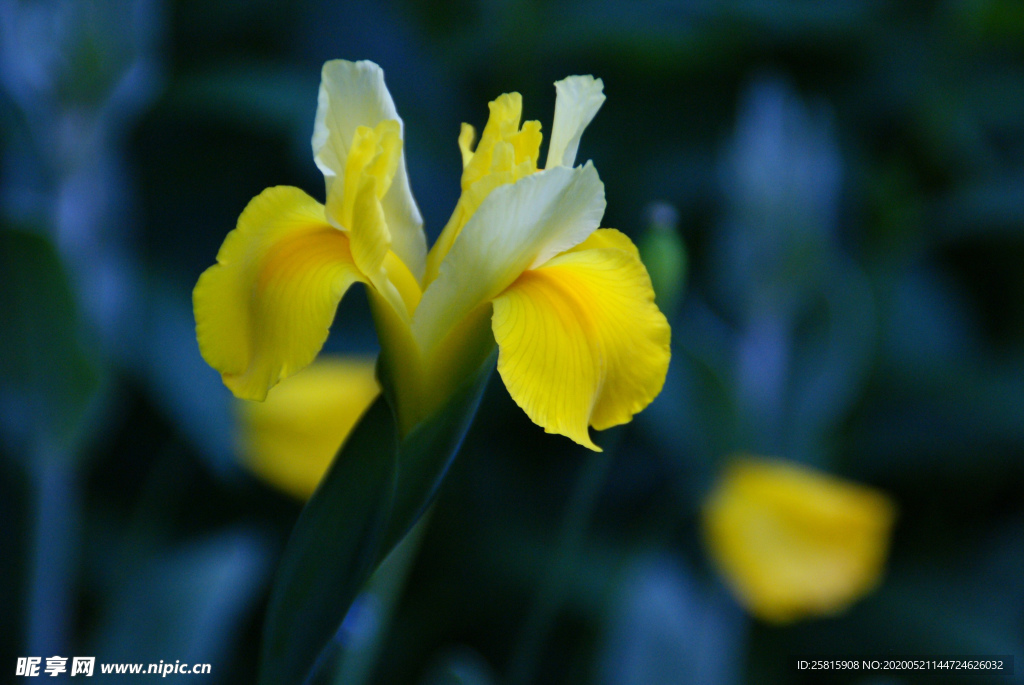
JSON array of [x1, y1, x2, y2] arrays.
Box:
[[2, 0, 1023, 683]]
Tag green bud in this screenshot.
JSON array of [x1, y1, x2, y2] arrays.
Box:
[[639, 202, 687, 318]]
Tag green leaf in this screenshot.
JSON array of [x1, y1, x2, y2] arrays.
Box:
[[258, 397, 397, 685], [258, 350, 496, 685], [0, 228, 100, 457], [380, 354, 495, 555]]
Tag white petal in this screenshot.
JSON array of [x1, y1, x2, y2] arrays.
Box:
[[544, 75, 606, 169], [311, 59, 427, 279], [412, 163, 605, 355]]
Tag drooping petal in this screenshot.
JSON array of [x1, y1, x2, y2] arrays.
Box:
[[569, 226, 641, 259], [413, 163, 606, 356], [194, 186, 364, 401], [236, 357, 379, 499], [312, 59, 426, 279], [544, 75, 605, 169], [702, 457, 896, 623], [490, 241, 671, 449]]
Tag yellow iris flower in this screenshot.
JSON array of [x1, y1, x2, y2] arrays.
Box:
[[194, 59, 671, 450], [702, 456, 897, 623]]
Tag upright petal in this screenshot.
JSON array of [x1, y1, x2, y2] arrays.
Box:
[[424, 92, 543, 286], [312, 59, 426, 279], [194, 186, 365, 400], [332, 120, 416, 321], [544, 75, 605, 169], [414, 163, 605, 355], [490, 240, 671, 449]]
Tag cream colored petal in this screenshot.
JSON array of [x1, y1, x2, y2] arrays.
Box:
[[413, 163, 605, 355], [544, 75, 605, 169], [312, 59, 426, 279], [424, 92, 543, 287]]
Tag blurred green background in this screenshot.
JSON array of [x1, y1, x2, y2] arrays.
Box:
[[2, 0, 1023, 683]]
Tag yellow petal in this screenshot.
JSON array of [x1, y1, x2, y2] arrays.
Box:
[[702, 457, 897, 624], [312, 59, 426, 279], [545, 75, 605, 169], [461, 92, 535, 190], [329, 120, 401, 232], [458, 123, 476, 169], [490, 242, 671, 449], [424, 92, 544, 286], [414, 164, 605, 357], [236, 357, 379, 499], [569, 226, 641, 259], [193, 186, 364, 400]]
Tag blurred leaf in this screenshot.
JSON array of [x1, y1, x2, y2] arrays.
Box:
[[811, 562, 1022, 661], [172, 64, 319, 140], [853, 360, 1024, 475], [600, 555, 745, 685], [90, 528, 272, 683], [331, 517, 431, 685], [137, 284, 234, 474], [649, 301, 741, 482], [0, 229, 100, 457], [419, 648, 498, 685], [787, 258, 877, 465], [954, 0, 1024, 43], [852, 265, 1024, 474], [258, 352, 496, 685], [719, 0, 878, 39], [933, 171, 1024, 239]]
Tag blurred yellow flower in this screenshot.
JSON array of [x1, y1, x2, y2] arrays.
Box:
[[235, 357, 379, 499], [702, 456, 896, 623], [193, 59, 670, 450]]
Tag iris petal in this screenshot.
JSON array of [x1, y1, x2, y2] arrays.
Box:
[[236, 357, 379, 499], [312, 59, 426, 280], [424, 92, 543, 286], [193, 186, 364, 400], [413, 163, 605, 356], [491, 239, 671, 449], [702, 457, 897, 623], [545, 75, 605, 169]]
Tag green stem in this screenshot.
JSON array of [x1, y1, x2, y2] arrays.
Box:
[[507, 436, 619, 685]]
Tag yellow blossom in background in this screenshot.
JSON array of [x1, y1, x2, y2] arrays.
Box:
[[194, 59, 670, 451], [702, 456, 896, 624], [236, 357, 379, 499]]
